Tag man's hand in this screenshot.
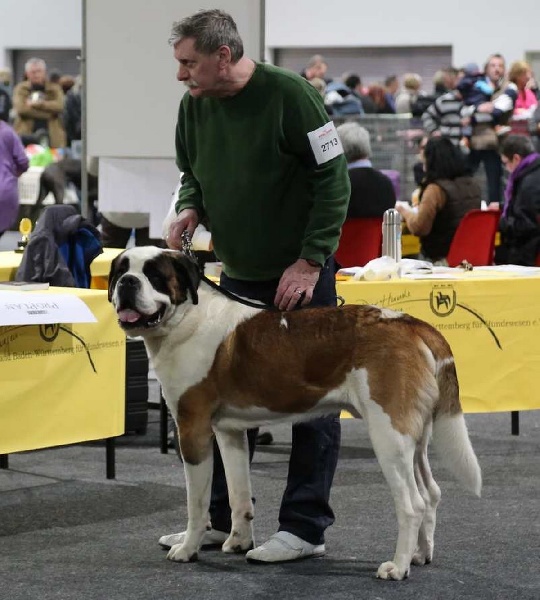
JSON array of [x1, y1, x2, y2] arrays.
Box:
[[274, 259, 321, 311], [166, 208, 199, 251]]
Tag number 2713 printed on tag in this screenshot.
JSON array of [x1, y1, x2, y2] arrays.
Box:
[[308, 123, 344, 165]]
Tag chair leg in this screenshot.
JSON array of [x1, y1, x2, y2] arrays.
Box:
[[106, 438, 116, 479], [160, 392, 169, 454], [511, 411, 520, 436]]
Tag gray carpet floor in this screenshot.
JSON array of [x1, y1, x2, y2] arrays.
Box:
[[1, 384, 539, 600]]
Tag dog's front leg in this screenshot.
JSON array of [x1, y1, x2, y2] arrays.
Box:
[[167, 419, 214, 563], [215, 429, 255, 553]]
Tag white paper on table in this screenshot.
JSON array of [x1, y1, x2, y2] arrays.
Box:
[[0, 292, 97, 326], [473, 265, 540, 276]]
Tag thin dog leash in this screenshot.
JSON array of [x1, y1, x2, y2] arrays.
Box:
[[180, 231, 344, 309], [181, 231, 275, 310]]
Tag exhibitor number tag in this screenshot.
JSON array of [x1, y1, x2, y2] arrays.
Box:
[[307, 122, 344, 165]]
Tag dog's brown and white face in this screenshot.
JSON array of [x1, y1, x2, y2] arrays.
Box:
[[108, 247, 200, 336]]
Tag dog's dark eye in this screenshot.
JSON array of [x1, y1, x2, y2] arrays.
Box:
[[148, 274, 163, 287]]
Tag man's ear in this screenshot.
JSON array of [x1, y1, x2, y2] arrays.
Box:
[[217, 44, 232, 68], [173, 254, 201, 305]]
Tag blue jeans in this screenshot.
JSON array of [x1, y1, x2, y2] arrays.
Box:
[[467, 149, 503, 206], [209, 258, 341, 545]]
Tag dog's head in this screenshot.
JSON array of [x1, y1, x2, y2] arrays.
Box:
[[108, 246, 200, 336]]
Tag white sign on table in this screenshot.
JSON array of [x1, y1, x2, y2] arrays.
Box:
[[0, 293, 97, 326]]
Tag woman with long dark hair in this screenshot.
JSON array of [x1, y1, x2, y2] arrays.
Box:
[[396, 137, 482, 263]]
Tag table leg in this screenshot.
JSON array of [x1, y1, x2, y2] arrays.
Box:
[[160, 392, 169, 454], [511, 411, 520, 436], [106, 438, 116, 479]]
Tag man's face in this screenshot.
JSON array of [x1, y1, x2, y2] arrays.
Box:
[[501, 153, 521, 173], [443, 71, 458, 90], [313, 62, 327, 79], [174, 37, 224, 97], [485, 57, 505, 84], [387, 79, 399, 95], [26, 64, 46, 86]]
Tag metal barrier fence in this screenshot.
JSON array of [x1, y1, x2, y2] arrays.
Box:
[[332, 114, 534, 204], [332, 114, 423, 202]]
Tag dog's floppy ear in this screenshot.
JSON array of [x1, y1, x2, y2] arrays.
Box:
[[172, 253, 201, 305], [107, 253, 123, 303]]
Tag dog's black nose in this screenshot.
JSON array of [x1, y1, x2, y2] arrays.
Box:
[[118, 274, 141, 289]]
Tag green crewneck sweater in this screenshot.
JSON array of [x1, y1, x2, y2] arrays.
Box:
[[175, 62, 350, 280]]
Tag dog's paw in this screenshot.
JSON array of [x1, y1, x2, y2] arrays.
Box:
[[411, 548, 432, 566], [376, 561, 409, 581], [167, 543, 199, 563], [222, 530, 254, 554]]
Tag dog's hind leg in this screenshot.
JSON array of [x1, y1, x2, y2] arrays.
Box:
[[215, 429, 255, 553], [412, 426, 441, 566], [364, 404, 425, 581]]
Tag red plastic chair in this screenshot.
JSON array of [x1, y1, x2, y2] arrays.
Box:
[[446, 209, 500, 267], [335, 217, 383, 268]]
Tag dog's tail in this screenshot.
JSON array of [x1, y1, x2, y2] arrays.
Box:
[[431, 356, 482, 497]]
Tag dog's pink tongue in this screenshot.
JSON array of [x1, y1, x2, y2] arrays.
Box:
[[118, 309, 141, 323]]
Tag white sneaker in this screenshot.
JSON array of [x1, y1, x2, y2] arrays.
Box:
[[245, 531, 325, 563], [158, 528, 229, 550]]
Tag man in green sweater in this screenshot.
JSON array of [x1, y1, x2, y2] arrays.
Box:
[[164, 9, 350, 563]]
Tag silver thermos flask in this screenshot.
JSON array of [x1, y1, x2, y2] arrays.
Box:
[[382, 209, 402, 262]]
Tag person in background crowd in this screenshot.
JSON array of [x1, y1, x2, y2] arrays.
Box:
[[0, 68, 12, 122], [395, 73, 423, 114], [163, 9, 350, 564], [337, 121, 396, 217], [466, 53, 511, 207], [529, 103, 540, 152], [395, 137, 481, 264], [343, 74, 377, 113], [64, 75, 82, 148], [59, 75, 76, 95], [433, 66, 459, 95], [0, 67, 12, 94], [48, 69, 62, 86], [308, 77, 326, 98], [300, 54, 331, 84], [528, 73, 540, 101], [367, 83, 395, 114], [0, 120, 29, 238], [323, 79, 364, 116], [12, 58, 66, 148], [384, 75, 399, 113], [422, 88, 467, 146], [508, 60, 537, 117], [496, 135, 540, 265], [456, 63, 494, 116]]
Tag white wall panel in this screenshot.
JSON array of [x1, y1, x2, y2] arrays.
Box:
[[86, 0, 262, 158], [266, 0, 540, 68]]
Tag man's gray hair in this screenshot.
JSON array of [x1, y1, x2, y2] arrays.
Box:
[[337, 122, 372, 162], [24, 57, 47, 73], [169, 9, 244, 63], [307, 54, 326, 68]]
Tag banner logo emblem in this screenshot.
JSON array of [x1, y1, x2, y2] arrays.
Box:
[[430, 285, 456, 317]]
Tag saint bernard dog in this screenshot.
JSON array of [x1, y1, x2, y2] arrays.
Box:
[[108, 246, 481, 581]]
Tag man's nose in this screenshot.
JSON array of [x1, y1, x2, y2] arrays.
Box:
[[177, 65, 188, 81]]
